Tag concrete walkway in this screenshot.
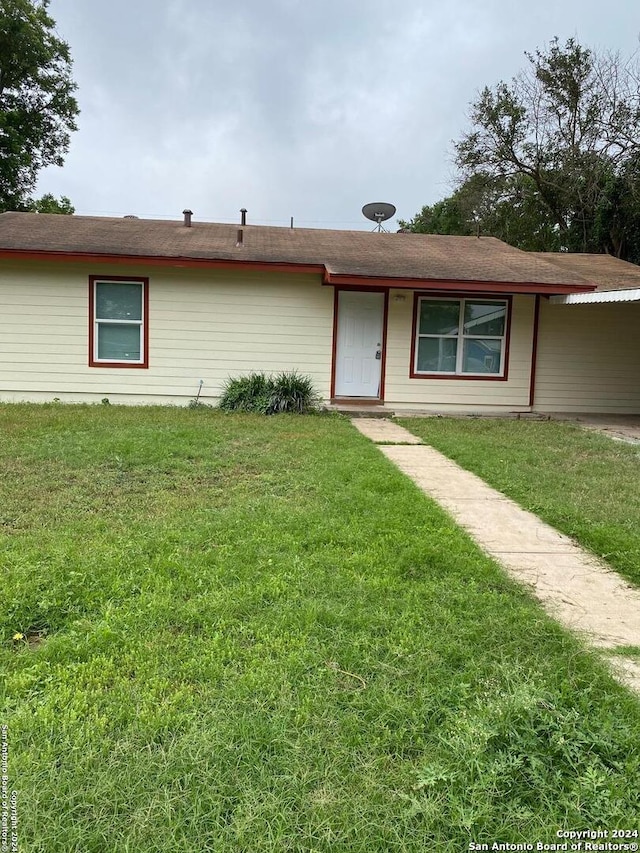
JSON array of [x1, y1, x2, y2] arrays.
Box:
[[351, 418, 640, 693]]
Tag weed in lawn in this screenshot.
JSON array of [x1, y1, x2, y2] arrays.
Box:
[[605, 646, 640, 658]]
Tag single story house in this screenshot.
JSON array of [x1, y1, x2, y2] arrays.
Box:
[[0, 210, 639, 414]]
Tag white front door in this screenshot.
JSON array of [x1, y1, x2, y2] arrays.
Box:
[[334, 291, 385, 398]]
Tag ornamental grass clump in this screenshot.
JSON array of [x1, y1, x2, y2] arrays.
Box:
[[269, 371, 319, 413], [218, 371, 319, 414], [218, 372, 273, 413]]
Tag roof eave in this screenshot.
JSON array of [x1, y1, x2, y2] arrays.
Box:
[[0, 248, 326, 276], [0, 248, 598, 293], [323, 273, 597, 294]]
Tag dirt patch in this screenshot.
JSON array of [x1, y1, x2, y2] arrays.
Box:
[[547, 413, 640, 444]]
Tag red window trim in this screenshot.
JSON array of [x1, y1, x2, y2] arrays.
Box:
[[88, 275, 149, 369], [409, 292, 512, 381]]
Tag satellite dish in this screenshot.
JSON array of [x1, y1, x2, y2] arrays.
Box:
[[362, 202, 396, 232]]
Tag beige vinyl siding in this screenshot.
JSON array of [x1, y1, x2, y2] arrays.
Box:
[[0, 263, 333, 403], [12, 260, 637, 414], [534, 300, 640, 413], [383, 292, 535, 412]]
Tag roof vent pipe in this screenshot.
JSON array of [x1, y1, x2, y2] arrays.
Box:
[[236, 228, 244, 248], [240, 208, 247, 226], [183, 209, 193, 227]]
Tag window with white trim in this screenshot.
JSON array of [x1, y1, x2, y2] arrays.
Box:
[[91, 279, 146, 365], [414, 297, 508, 376]]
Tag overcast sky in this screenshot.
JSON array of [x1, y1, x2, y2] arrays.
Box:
[[36, 0, 640, 231]]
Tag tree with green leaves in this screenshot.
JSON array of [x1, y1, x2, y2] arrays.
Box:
[[403, 173, 563, 252], [403, 38, 640, 262], [25, 191, 73, 213], [467, 175, 563, 251], [0, 0, 79, 212]]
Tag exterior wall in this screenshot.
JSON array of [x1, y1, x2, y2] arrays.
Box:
[[0, 262, 333, 404], [534, 299, 640, 413], [9, 262, 635, 414], [383, 291, 536, 412]]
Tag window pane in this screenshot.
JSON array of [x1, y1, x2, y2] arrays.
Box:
[[417, 337, 457, 372], [97, 323, 141, 361], [462, 339, 502, 374], [463, 301, 506, 336], [96, 282, 142, 321], [419, 300, 460, 336]]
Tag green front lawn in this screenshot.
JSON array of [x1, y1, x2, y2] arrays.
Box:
[[398, 417, 640, 587], [1, 405, 639, 852]]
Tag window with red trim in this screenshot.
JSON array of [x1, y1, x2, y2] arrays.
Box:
[[89, 277, 148, 368], [413, 296, 508, 377]]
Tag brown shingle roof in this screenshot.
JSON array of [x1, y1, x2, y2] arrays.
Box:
[[0, 212, 597, 291], [530, 252, 640, 292]]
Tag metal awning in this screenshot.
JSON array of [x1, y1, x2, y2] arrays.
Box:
[[550, 289, 640, 305]]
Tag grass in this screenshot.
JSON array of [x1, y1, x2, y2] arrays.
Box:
[[397, 417, 640, 588], [1, 404, 639, 852], [607, 646, 640, 658]]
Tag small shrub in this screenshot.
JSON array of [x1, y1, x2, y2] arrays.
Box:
[[269, 371, 319, 414], [218, 371, 319, 414], [218, 372, 273, 414]]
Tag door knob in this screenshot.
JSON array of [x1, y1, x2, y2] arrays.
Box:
[[375, 349, 382, 360]]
